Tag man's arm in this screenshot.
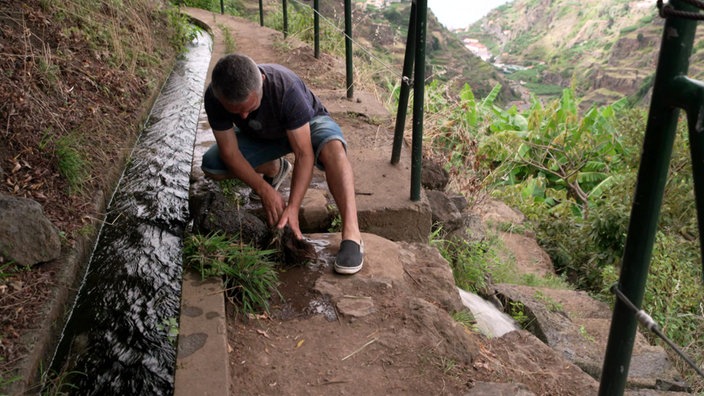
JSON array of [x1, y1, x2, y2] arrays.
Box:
[[276, 123, 315, 237], [213, 128, 286, 225]]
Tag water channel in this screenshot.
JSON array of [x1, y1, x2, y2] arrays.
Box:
[[49, 32, 212, 394]]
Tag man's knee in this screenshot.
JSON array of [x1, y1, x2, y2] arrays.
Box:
[[202, 170, 230, 181], [320, 140, 347, 162]]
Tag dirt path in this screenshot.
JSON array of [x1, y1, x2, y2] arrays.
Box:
[[184, 8, 602, 395]]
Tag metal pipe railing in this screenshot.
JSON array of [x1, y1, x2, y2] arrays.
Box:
[[599, 0, 699, 394], [259, 0, 263, 26], [314, 0, 320, 58], [391, 2, 417, 166], [409, 0, 427, 202], [344, 0, 353, 99]]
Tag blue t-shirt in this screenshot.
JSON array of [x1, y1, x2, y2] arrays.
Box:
[[204, 64, 329, 140]]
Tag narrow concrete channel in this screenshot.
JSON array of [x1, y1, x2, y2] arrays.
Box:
[[48, 32, 211, 394]]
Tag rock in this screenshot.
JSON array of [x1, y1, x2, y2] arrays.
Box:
[[466, 381, 535, 395], [448, 193, 468, 212], [493, 284, 682, 390], [189, 190, 269, 247], [336, 296, 375, 317], [483, 330, 600, 393], [299, 189, 331, 232], [399, 242, 465, 313], [447, 213, 486, 244], [0, 193, 61, 266], [498, 231, 554, 277], [425, 190, 462, 231], [472, 198, 525, 226], [421, 157, 449, 191]]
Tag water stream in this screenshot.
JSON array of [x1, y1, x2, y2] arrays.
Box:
[[457, 287, 519, 338], [49, 32, 212, 395]]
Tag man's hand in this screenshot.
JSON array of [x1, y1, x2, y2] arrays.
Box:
[[276, 205, 303, 240], [258, 186, 286, 227]]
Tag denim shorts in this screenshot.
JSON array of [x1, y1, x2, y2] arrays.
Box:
[[201, 115, 347, 174]]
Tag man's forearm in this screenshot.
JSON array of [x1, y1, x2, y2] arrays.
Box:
[[224, 152, 271, 195], [287, 153, 314, 211]]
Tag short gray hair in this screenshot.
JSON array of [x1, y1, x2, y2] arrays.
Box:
[[211, 53, 263, 104]]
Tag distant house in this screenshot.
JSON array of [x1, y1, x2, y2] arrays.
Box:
[[359, 0, 406, 8], [462, 38, 491, 61]]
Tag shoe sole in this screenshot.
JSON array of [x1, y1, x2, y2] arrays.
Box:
[[271, 158, 292, 191], [334, 259, 364, 274]]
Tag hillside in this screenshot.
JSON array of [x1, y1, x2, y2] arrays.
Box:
[[0, 0, 183, 391], [462, 0, 667, 106], [354, 2, 518, 102]]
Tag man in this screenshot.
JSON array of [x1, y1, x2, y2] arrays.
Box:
[[201, 53, 364, 275]]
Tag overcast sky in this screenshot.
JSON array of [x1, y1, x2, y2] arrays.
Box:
[[427, 0, 513, 29]]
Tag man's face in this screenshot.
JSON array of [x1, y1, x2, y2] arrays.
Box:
[[220, 90, 262, 119]]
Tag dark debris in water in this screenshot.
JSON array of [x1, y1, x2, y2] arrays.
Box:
[[268, 225, 318, 267]]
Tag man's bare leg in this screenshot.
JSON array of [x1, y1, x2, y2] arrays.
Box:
[[318, 141, 361, 244]]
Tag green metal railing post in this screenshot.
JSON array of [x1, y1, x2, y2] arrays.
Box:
[[410, 0, 427, 201], [283, 0, 288, 38], [678, 77, 704, 283], [391, 1, 417, 165], [344, 0, 353, 99], [598, 1, 698, 394], [314, 0, 320, 59], [259, 0, 264, 26]]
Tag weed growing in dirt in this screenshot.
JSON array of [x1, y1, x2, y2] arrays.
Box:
[[0, 260, 16, 280], [36, 363, 86, 396], [217, 23, 237, 53], [429, 227, 503, 293], [218, 179, 246, 205], [183, 232, 280, 315], [507, 301, 533, 329], [54, 134, 88, 195], [0, 362, 21, 390], [157, 317, 180, 345], [451, 310, 478, 333]]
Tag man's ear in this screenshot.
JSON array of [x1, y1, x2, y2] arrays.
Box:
[[262, 74, 266, 81]]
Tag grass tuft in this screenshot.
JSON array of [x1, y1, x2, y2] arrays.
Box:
[[183, 232, 280, 315]]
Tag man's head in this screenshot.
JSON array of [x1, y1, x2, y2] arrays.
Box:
[[211, 53, 263, 118]]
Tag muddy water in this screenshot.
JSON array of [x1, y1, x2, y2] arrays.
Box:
[[49, 32, 212, 395], [271, 236, 338, 322]]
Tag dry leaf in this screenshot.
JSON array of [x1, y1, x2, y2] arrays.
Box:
[[295, 339, 305, 349]]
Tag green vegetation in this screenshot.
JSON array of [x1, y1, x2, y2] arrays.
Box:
[[451, 310, 477, 332], [178, 0, 242, 15], [265, 2, 345, 57], [421, 79, 703, 390], [157, 317, 180, 344], [183, 232, 280, 315], [217, 23, 237, 53], [54, 133, 89, 195]]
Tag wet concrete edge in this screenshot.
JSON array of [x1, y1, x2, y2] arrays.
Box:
[[173, 10, 230, 396]]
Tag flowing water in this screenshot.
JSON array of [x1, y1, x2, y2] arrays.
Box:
[[49, 33, 212, 395], [457, 287, 519, 338]]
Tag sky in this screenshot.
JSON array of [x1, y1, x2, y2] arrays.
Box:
[[427, 0, 513, 30]]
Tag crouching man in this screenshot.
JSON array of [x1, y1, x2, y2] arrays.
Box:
[[201, 53, 364, 274]]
